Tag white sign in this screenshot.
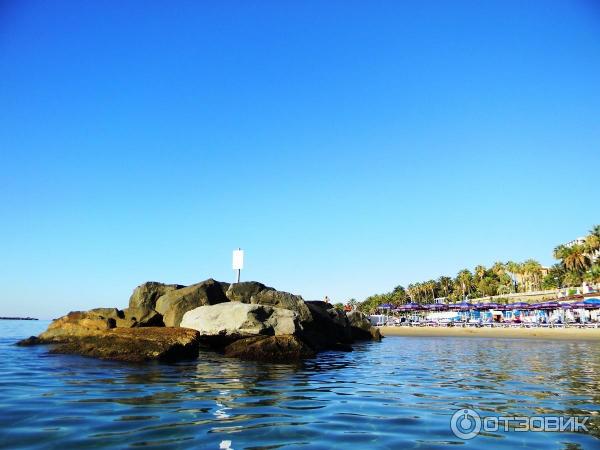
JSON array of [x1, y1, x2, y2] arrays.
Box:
[[232, 249, 244, 270]]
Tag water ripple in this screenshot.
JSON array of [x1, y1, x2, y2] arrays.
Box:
[[0, 321, 599, 449]]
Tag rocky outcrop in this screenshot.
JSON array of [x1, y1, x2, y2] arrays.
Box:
[[37, 307, 164, 342], [180, 302, 300, 346], [224, 335, 315, 362], [155, 279, 229, 327], [40, 328, 200, 362], [19, 278, 381, 364], [251, 290, 313, 323], [38, 310, 118, 341], [300, 301, 354, 351], [226, 282, 312, 323], [128, 282, 185, 310], [347, 310, 382, 341], [118, 307, 164, 328], [225, 281, 269, 303]]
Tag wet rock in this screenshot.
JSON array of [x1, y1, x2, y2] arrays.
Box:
[[223, 335, 315, 362], [155, 279, 229, 327], [16, 336, 42, 346], [47, 327, 200, 362]]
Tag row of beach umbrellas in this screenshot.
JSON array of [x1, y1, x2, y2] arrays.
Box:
[[379, 298, 600, 312]]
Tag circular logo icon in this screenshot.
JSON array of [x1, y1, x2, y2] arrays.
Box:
[[450, 408, 481, 440]]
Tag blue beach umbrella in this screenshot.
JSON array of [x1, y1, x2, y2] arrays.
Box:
[[583, 298, 600, 306]]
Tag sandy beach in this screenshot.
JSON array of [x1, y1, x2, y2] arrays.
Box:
[[380, 325, 600, 341]]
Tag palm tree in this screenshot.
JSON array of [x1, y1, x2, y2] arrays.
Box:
[[474, 265, 486, 281], [456, 269, 473, 301], [584, 265, 600, 283], [562, 244, 591, 273], [438, 276, 452, 298], [505, 261, 520, 292], [553, 245, 568, 261], [522, 259, 543, 291], [424, 280, 436, 301], [585, 234, 600, 255], [491, 262, 506, 277]]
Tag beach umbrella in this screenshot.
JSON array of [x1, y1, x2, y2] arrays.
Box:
[[475, 302, 503, 310], [397, 302, 425, 311], [378, 303, 393, 309], [424, 303, 448, 311], [449, 302, 475, 311], [506, 302, 530, 310], [570, 301, 589, 309], [583, 298, 600, 307], [560, 302, 574, 309], [536, 301, 560, 310]]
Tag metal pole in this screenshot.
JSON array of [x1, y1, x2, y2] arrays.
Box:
[[236, 268, 240, 283]]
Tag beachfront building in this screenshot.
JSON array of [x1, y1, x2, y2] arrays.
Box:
[[564, 237, 587, 248]]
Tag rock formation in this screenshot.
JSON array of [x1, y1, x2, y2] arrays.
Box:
[[19, 278, 382, 363], [180, 302, 300, 346], [155, 279, 229, 327], [223, 335, 315, 362]]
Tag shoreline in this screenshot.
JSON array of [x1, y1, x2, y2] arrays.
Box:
[[380, 325, 600, 341]]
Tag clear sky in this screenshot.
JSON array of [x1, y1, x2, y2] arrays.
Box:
[[1, 1, 599, 319]]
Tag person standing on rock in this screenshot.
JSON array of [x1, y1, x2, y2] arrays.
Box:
[[324, 296, 330, 303]]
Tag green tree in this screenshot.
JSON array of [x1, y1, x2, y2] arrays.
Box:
[[563, 271, 583, 287], [455, 269, 473, 301], [584, 264, 600, 283], [437, 276, 453, 298], [561, 244, 591, 273]]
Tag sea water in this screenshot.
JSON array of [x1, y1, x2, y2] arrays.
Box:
[[0, 320, 598, 449]]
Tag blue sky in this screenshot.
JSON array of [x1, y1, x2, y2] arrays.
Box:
[[1, 1, 599, 318]]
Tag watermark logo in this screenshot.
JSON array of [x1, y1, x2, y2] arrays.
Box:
[[450, 409, 481, 439], [450, 408, 590, 440]]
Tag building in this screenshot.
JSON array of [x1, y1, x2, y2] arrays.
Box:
[[564, 237, 586, 248]]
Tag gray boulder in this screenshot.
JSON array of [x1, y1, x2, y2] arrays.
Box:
[[155, 278, 229, 327], [129, 282, 185, 310], [250, 289, 313, 323], [225, 281, 269, 302], [180, 302, 301, 346]]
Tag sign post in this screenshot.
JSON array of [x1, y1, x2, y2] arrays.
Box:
[[232, 248, 244, 283]]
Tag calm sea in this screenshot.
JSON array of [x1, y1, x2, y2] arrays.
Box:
[[0, 320, 598, 449]]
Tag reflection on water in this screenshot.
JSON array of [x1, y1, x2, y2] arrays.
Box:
[[0, 320, 599, 449]]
